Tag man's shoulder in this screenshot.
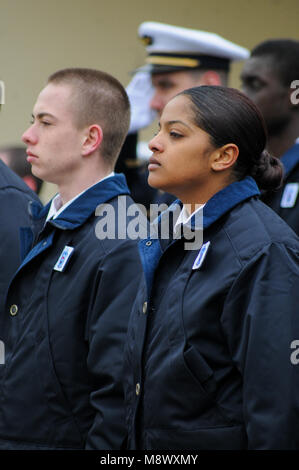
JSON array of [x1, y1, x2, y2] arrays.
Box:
[[63, 193, 148, 247], [90, 193, 149, 252], [0, 160, 40, 202], [286, 160, 299, 181]]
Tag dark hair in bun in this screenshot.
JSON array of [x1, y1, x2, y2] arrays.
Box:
[[250, 149, 283, 190], [179, 86, 283, 190]]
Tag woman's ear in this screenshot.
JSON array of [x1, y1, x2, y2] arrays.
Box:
[[82, 124, 103, 156], [211, 143, 239, 172]]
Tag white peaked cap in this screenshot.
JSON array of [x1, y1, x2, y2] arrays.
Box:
[[138, 21, 249, 73]]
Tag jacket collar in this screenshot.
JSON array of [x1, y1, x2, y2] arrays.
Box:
[[30, 173, 130, 230], [139, 176, 260, 297], [201, 175, 260, 230], [280, 143, 299, 177], [160, 175, 260, 232]]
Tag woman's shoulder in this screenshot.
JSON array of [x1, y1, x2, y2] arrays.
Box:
[[218, 197, 298, 264]]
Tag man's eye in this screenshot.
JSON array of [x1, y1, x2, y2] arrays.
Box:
[[250, 78, 264, 90], [159, 82, 174, 90], [242, 77, 264, 91]]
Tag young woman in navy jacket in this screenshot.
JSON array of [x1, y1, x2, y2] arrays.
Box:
[[124, 86, 299, 450]]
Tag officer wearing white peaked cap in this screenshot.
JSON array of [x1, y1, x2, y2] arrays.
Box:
[[119, 21, 249, 207]]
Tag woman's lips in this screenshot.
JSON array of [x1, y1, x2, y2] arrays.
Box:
[[148, 155, 161, 171]]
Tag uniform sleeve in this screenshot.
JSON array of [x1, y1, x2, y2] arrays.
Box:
[[84, 239, 142, 450], [221, 241, 299, 449], [0, 187, 39, 311]]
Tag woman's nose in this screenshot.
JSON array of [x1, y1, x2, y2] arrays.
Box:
[[149, 133, 163, 153]]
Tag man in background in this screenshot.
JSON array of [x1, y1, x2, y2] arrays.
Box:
[[241, 39, 299, 234], [118, 21, 249, 207], [0, 145, 43, 194]]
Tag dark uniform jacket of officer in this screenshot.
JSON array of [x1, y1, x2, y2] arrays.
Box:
[[116, 134, 157, 211], [0, 174, 146, 450], [0, 160, 41, 314], [124, 176, 299, 450], [261, 142, 299, 235]]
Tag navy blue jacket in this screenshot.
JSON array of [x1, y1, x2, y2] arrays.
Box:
[[261, 143, 299, 235], [124, 177, 299, 450], [116, 133, 157, 210], [0, 160, 41, 314], [0, 174, 146, 449]]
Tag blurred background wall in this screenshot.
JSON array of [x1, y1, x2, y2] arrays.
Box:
[[0, 0, 298, 201]]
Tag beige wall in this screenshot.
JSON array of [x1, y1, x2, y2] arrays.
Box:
[[0, 0, 298, 201]]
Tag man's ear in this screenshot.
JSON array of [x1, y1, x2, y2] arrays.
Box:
[[211, 143, 239, 172], [82, 125, 103, 156], [200, 70, 222, 86]]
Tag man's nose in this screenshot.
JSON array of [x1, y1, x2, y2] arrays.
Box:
[[22, 125, 37, 145], [149, 91, 164, 114]]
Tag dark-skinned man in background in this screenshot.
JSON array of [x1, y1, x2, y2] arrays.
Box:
[[241, 39, 299, 235]]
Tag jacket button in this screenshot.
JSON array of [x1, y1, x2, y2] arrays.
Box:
[[9, 304, 18, 316], [136, 383, 141, 396], [142, 302, 148, 314], [145, 241, 152, 246]]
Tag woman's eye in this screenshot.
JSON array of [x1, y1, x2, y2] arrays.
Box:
[[41, 121, 51, 126], [170, 131, 182, 139]]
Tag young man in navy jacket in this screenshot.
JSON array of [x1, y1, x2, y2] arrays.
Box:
[[0, 68, 146, 449]]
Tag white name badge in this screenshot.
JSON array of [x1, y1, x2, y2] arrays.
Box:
[[54, 246, 74, 272], [192, 241, 210, 270], [280, 183, 299, 208]]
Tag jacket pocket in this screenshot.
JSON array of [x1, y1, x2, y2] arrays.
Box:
[[0, 332, 83, 448], [145, 424, 247, 450], [182, 344, 217, 395], [181, 344, 237, 425], [34, 332, 84, 446]]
